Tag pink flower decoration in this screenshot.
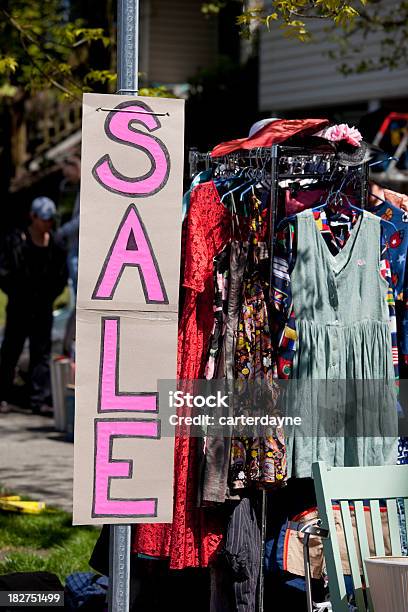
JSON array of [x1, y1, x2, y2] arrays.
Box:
[[314, 123, 363, 147]]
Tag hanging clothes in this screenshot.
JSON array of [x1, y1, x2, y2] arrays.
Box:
[[366, 201, 408, 470], [200, 241, 249, 505], [211, 497, 261, 612], [182, 169, 213, 221], [196, 244, 230, 507], [367, 201, 408, 299], [132, 180, 231, 569], [204, 246, 230, 380], [367, 199, 408, 355], [281, 186, 408, 473], [229, 194, 287, 491], [279, 209, 398, 478], [200, 189, 287, 503], [285, 188, 325, 216], [229, 267, 286, 489]]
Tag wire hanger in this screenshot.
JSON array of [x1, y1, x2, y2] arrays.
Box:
[[237, 149, 271, 202], [239, 177, 257, 202], [219, 173, 248, 203], [219, 162, 256, 202], [229, 185, 246, 242]]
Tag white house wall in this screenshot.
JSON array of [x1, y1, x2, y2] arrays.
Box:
[[259, 19, 408, 112]]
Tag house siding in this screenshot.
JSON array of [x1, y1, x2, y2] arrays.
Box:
[[259, 19, 408, 112]]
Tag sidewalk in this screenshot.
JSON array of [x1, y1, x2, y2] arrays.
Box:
[[0, 408, 73, 512]]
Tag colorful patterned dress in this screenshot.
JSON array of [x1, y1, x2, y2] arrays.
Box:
[[229, 194, 287, 490], [229, 268, 286, 489]]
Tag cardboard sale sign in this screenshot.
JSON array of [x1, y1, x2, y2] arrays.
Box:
[[73, 93, 184, 525]]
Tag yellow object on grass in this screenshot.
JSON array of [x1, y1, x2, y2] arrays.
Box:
[[0, 496, 46, 514], [0, 496, 21, 501]]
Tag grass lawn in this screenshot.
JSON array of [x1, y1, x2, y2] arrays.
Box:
[[0, 283, 90, 582], [0, 489, 100, 584]]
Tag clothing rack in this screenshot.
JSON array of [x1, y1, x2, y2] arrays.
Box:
[[188, 144, 369, 612], [189, 143, 369, 295], [189, 146, 350, 180], [188, 148, 211, 177]]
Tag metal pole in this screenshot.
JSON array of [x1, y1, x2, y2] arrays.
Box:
[[117, 0, 139, 94], [108, 2, 139, 611], [108, 524, 131, 612]]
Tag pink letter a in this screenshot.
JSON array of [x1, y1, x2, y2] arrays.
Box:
[[92, 204, 168, 303]]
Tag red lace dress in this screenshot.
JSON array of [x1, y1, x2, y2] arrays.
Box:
[[132, 180, 231, 568]]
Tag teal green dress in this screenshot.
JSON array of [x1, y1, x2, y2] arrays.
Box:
[[286, 209, 397, 478]]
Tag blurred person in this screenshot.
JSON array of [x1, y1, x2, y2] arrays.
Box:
[[0, 197, 68, 413], [57, 155, 81, 359], [57, 154, 81, 295]]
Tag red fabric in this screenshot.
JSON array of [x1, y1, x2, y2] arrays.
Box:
[[210, 118, 329, 157], [132, 181, 231, 568], [285, 189, 325, 216]]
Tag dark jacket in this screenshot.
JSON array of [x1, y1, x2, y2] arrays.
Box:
[[0, 229, 68, 306]]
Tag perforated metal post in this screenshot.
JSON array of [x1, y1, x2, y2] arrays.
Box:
[[108, 2, 139, 610], [117, 0, 139, 95], [108, 524, 131, 612]]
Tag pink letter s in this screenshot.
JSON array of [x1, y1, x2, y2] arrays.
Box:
[[93, 100, 170, 197]]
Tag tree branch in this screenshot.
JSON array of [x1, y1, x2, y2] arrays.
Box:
[[2, 7, 86, 96], [19, 34, 80, 100], [287, 10, 330, 19]]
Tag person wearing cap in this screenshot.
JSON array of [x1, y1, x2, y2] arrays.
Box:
[[0, 197, 68, 413]]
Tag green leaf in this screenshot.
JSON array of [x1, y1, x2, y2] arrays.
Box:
[[84, 69, 117, 85], [0, 56, 18, 74], [201, 2, 226, 15], [139, 85, 178, 98], [264, 13, 279, 30]]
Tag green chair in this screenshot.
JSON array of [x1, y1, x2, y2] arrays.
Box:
[[312, 461, 408, 612]]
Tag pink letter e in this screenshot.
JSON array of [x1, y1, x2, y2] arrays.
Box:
[[93, 419, 159, 518]]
